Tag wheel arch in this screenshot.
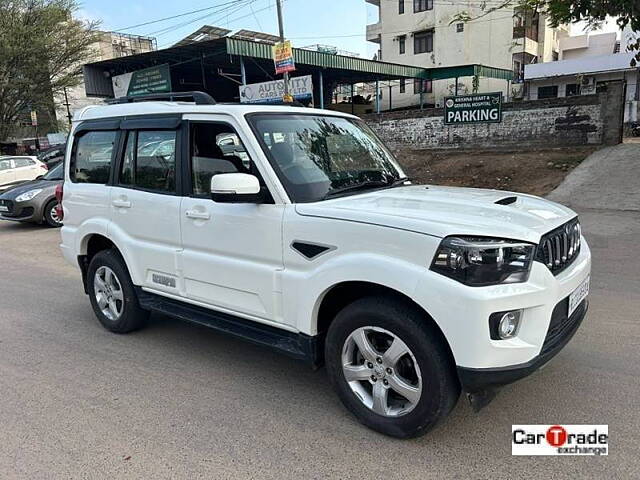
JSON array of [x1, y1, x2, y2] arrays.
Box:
[[77, 233, 129, 294], [314, 281, 456, 367]]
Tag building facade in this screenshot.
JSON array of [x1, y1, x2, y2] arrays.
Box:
[[366, 0, 567, 109], [56, 32, 156, 126]]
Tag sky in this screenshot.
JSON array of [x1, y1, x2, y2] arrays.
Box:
[[78, 0, 620, 60], [79, 0, 378, 58]]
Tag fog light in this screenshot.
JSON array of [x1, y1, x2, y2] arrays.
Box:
[[489, 309, 522, 340]]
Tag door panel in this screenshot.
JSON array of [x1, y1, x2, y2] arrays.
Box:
[[180, 199, 285, 321], [110, 187, 182, 292], [0, 160, 15, 187]]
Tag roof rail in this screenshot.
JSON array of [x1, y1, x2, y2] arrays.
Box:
[[106, 91, 216, 105]]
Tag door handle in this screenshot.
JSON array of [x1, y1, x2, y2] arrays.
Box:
[[112, 199, 131, 208], [185, 210, 211, 220]]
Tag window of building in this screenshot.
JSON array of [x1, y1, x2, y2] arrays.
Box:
[[537, 86, 559, 99], [456, 23, 464, 33], [413, 0, 433, 13], [399, 0, 404, 14], [400, 79, 406, 93], [70, 130, 116, 184], [399, 35, 406, 54], [414, 30, 433, 54], [566, 84, 580, 96], [414, 79, 432, 94], [118, 130, 177, 193], [190, 123, 253, 196]]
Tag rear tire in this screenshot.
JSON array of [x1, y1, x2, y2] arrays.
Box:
[[325, 296, 460, 438], [87, 249, 148, 333], [43, 199, 62, 227]]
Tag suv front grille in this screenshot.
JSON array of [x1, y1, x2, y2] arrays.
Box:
[[536, 218, 581, 275]]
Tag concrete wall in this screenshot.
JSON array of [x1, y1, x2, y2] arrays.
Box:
[[363, 82, 624, 150]]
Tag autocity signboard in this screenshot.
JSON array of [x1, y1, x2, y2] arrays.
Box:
[[444, 92, 502, 125], [239, 75, 313, 104]]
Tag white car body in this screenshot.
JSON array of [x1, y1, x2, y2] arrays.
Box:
[[0, 156, 47, 191], [59, 100, 591, 415]]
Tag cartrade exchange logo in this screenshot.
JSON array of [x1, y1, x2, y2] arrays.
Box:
[[512, 425, 608, 456]]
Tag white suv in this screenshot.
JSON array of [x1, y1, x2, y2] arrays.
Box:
[[59, 93, 591, 438]]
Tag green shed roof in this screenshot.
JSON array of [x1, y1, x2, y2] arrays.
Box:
[[225, 38, 514, 82]]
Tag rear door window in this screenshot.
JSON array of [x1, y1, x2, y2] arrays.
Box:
[[118, 130, 177, 193], [70, 131, 117, 184]]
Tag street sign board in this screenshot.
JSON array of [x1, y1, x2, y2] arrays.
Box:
[[444, 92, 503, 125], [239, 75, 313, 104], [112, 64, 172, 98], [273, 40, 295, 75]]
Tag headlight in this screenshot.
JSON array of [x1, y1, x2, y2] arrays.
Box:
[[430, 236, 535, 286], [15, 189, 43, 202]]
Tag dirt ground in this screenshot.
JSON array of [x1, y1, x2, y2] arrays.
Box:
[[396, 147, 597, 197]]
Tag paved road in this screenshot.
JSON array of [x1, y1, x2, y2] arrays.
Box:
[[1, 147, 639, 478]]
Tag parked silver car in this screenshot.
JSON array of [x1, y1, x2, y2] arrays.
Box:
[[0, 163, 63, 227]]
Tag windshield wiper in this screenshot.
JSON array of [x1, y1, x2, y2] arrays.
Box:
[[323, 177, 409, 199]]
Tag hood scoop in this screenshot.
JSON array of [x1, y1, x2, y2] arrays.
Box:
[[495, 196, 518, 206]]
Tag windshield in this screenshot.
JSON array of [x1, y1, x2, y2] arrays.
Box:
[[43, 163, 63, 180], [248, 114, 405, 203]]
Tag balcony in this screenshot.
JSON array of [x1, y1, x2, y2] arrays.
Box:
[[513, 25, 539, 42], [365, 0, 380, 6], [366, 22, 382, 43], [513, 36, 539, 57]]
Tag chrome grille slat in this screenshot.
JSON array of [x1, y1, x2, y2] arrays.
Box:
[[535, 218, 581, 275]]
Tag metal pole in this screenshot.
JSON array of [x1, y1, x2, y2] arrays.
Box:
[[455, 77, 459, 96], [351, 84, 354, 114], [200, 53, 207, 90], [318, 70, 324, 109], [63, 87, 72, 126], [275, 0, 290, 100], [376, 80, 380, 114], [420, 88, 424, 110], [388, 85, 392, 111], [240, 56, 247, 85]]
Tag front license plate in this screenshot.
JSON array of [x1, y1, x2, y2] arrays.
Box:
[[0, 205, 8, 213], [568, 275, 590, 317]]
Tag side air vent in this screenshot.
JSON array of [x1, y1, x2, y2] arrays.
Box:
[[291, 241, 334, 260], [495, 196, 517, 205]]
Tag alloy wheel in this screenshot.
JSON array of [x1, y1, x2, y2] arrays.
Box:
[[93, 266, 124, 321], [341, 326, 422, 417]]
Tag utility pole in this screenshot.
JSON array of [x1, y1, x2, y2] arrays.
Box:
[[275, 0, 290, 101]]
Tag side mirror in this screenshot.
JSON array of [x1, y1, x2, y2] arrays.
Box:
[[211, 173, 263, 203]]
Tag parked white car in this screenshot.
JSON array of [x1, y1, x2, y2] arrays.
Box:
[[0, 156, 48, 192], [59, 93, 591, 438]]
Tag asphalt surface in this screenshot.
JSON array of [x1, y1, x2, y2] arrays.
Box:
[[1, 146, 639, 478]]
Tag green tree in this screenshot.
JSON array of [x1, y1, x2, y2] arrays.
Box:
[[0, 0, 99, 141], [455, 1, 640, 63]]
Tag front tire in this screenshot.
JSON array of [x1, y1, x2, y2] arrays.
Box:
[[43, 199, 62, 227], [87, 249, 149, 333], [325, 296, 460, 438]]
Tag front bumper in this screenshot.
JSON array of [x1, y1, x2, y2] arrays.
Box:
[[458, 298, 588, 393], [413, 237, 591, 370], [0, 198, 42, 223]]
